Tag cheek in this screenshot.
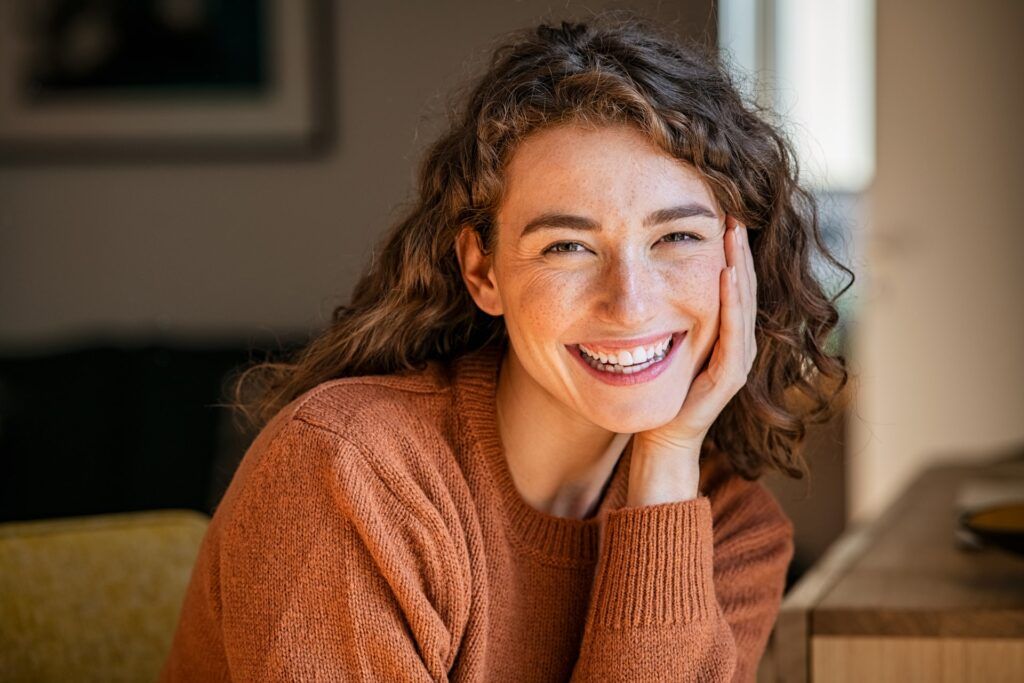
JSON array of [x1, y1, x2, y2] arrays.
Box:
[[664, 257, 723, 316], [497, 264, 578, 337]]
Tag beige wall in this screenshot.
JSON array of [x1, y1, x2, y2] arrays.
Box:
[[0, 1, 714, 350], [848, 0, 1024, 522]]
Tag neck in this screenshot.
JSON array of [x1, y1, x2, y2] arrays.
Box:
[[495, 344, 632, 519]]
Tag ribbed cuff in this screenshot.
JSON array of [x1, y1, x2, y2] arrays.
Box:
[[589, 496, 716, 629]]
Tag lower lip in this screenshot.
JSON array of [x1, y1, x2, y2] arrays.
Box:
[[567, 332, 686, 386]]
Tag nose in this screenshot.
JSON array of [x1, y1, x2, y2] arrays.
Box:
[[596, 252, 659, 330]]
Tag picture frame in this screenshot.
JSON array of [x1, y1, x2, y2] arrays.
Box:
[[0, 0, 334, 162]]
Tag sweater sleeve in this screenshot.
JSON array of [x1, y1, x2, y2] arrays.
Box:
[[570, 483, 794, 683], [215, 418, 466, 681]]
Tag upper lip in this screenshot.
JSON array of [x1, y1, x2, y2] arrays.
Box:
[[572, 331, 684, 350]]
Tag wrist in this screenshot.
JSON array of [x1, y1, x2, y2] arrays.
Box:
[[626, 438, 704, 507]]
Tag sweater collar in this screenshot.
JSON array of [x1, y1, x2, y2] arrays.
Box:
[[452, 338, 632, 566]]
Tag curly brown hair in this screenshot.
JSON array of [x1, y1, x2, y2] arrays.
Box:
[[231, 14, 853, 481]]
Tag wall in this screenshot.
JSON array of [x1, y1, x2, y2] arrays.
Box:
[[0, 0, 715, 351], [848, 0, 1024, 522]]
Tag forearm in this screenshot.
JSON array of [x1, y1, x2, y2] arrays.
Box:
[[580, 442, 794, 682], [571, 496, 738, 681]]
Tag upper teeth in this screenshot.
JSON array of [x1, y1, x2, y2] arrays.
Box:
[[578, 336, 672, 365]]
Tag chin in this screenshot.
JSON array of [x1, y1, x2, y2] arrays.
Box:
[[585, 399, 684, 435]]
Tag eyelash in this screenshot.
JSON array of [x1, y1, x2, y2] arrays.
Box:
[[543, 232, 703, 255]]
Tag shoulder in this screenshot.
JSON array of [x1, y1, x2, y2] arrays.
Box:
[[212, 394, 473, 655], [256, 361, 460, 472], [250, 362, 468, 525], [281, 363, 461, 483], [222, 361, 463, 521], [287, 361, 453, 435], [224, 365, 470, 553]]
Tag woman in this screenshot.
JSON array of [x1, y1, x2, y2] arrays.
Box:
[[162, 15, 850, 682]]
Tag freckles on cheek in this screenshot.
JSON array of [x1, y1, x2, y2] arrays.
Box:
[[668, 260, 722, 313], [508, 268, 582, 338]]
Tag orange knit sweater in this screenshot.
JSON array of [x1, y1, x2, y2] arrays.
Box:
[[160, 340, 794, 682]]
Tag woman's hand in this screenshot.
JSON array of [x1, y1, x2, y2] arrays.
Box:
[[625, 217, 758, 506]]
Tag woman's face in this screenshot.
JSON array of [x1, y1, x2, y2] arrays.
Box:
[[461, 122, 728, 434]]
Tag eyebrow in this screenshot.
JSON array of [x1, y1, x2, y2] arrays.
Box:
[[519, 202, 718, 239]]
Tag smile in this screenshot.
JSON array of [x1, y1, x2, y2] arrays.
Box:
[[578, 334, 672, 367], [566, 331, 686, 386]]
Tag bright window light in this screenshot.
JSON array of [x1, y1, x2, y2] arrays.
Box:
[[719, 0, 875, 193]]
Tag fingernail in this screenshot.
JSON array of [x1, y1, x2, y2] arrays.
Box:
[[729, 266, 737, 283]]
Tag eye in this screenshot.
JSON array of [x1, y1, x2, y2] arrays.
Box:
[[542, 232, 703, 256], [542, 241, 588, 255], [660, 231, 702, 243]]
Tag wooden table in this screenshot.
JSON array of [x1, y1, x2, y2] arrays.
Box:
[[771, 452, 1024, 682]]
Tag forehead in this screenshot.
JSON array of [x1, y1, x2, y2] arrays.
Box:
[[498, 123, 718, 221]]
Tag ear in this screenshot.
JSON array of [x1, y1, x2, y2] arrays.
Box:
[[455, 226, 503, 316]]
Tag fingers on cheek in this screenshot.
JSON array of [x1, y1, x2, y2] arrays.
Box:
[[720, 266, 734, 304]]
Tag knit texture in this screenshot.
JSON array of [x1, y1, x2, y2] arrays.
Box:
[[160, 339, 794, 682]]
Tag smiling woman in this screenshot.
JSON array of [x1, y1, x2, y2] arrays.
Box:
[[161, 13, 852, 683]]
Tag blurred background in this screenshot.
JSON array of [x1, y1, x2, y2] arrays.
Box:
[[0, 0, 1022, 676]]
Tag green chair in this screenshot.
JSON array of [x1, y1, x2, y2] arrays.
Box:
[[0, 510, 208, 682]]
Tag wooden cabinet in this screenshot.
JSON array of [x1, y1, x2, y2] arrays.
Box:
[[769, 454, 1024, 682]]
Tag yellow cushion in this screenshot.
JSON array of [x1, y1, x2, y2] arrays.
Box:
[[0, 509, 208, 682]]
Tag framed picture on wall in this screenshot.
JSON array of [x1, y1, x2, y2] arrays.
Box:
[[0, 0, 334, 162]]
